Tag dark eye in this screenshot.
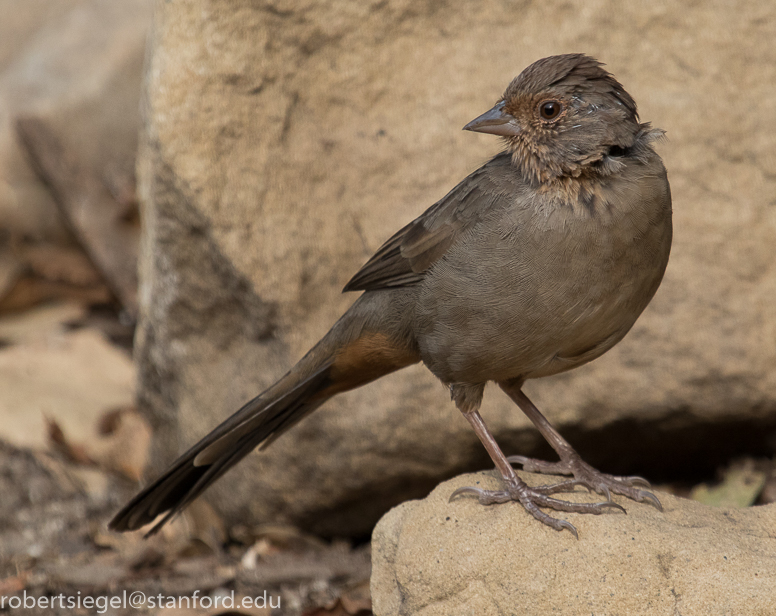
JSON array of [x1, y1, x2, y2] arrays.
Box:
[[539, 101, 562, 121]]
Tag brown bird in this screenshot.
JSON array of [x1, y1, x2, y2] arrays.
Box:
[[110, 54, 672, 538]]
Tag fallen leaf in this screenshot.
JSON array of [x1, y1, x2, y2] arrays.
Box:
[[690, 459, 768, 508], [69, 466, 111, 502], [0, 275, 111, 313], [301, 580, 372, 616], [84, 407, 152, 481], [244, 523, 327, 551], [0, 301, 85, 346], [0, 573, 28, 595], [0, 237, 111, 314], [240, 539, 276, 570], [0, 328, 135, 451], [128, 545, 166, 571], [179, 500, 227, 552], [20, 243, 104, 287], [47, 416, 94, 465], [45, 409, 149, 498]]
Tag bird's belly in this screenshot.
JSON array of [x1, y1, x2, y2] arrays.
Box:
[[419, 287, 642, 384], [415, 208, 671, 384]]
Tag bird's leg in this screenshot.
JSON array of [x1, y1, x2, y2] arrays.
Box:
[[499, 381, 662, 511], [448, 383, 624, 538]]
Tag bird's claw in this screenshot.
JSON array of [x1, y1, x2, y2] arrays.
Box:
[[636, 489, 664, 511], [506, 454, 662, 511], [450, 479, 626, 538]]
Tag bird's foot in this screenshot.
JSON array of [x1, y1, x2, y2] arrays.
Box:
[[507, 454, 663, 511], [449, 476, 624, 539]]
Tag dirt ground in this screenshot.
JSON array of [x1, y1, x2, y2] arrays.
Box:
[[0, 289, 371, 615], [0, 422, 372, 616]]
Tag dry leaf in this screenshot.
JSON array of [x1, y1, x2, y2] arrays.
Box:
[[45, 406, 151, 483], [301, 580, 372, 616], [85, 407, 151, 481], [20, 243, 103, 287], [0, 275, 111, 313], [690, 459, 768, 508], [0, 573, 28, 595], [0, 301, 85, 345], [246, 523, 327, 551], [0, 328, 135, 451], [240, 539, 276, 570], [0, 238, 111, 313], [47, 415, 94, 465]]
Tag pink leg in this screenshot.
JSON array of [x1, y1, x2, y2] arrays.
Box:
[[499, 381, 662, 511], [448, 384, 624, 538]]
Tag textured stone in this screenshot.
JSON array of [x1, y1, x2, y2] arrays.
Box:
[[371, 472, 776, 616], [137, 0, 776, 535]]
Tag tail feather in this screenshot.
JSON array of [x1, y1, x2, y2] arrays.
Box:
[[110, 290, 420, 534], [109, 363, 332, 534], [195, 363, 334, 464]]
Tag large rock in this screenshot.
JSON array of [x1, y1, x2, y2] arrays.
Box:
[[0, 0, 151, 243], [371, 472, 776, 615], [137, 0, 776, 536]]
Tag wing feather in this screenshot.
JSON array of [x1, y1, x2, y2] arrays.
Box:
[[343, 152, 513, 292]]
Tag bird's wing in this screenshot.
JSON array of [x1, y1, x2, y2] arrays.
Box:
[[343, 152, 514, 292]]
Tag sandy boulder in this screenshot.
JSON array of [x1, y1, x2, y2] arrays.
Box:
[[372, 472, 776, 615]]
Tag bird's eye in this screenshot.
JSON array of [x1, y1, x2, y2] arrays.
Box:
[[608, 145, 627, 157], [538, 101, 562, 121]]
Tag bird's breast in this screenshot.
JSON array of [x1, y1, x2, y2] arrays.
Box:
[[415, 160, 672, 385]]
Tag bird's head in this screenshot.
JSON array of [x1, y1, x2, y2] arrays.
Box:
[[465, 54, 643, 185]]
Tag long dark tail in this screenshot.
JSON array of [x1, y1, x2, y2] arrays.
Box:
[[109, 292, 419, 534]]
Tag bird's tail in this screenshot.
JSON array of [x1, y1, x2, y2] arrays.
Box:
[[109, 291, 419, 534]]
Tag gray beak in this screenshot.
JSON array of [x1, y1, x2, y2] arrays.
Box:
[[463, 100, 521, 137]]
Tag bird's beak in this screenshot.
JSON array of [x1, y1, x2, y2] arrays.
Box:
[[463, 100, 521, 137]]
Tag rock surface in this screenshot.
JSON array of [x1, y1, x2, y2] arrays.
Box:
[[137, 0, 776, 535], [0, 0, 151, 244], [371, 472, 776, 616]]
